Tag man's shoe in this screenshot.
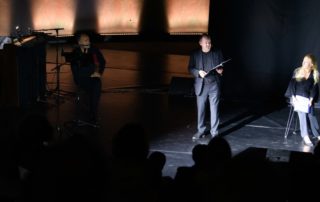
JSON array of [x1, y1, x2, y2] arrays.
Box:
[[192, 132, 205, 140]]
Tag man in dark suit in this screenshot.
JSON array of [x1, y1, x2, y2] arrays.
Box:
[[188, 34, 224, 140], [70, 33, 106, 124]]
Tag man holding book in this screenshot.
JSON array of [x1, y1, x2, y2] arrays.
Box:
[[188, 34, 224, 140]]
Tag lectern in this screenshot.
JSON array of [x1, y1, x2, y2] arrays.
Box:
[[0, 35, 46, 108]]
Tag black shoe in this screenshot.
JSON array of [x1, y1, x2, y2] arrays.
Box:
[[192, 132, 205, 140]]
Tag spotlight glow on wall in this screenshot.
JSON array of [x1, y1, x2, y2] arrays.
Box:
[[0, 0, 11, 35], [0, 0, 210, 36], [97, 0, 143, 34], [31, 0, 75, 35], [166, 0, 209, 34]]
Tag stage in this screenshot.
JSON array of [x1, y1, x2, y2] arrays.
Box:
[[1, 41, 318, 179], [58, 91, 317, 178], [4, 76, 317, 179]]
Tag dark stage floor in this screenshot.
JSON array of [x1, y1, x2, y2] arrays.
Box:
[[3, 86, 318, 178], [1, 41, 319, 179]]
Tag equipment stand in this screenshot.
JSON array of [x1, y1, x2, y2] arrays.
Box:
[[284, 105, 298, 138]]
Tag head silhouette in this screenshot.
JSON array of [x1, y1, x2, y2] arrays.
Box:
[[112, 123, 149, 162], [192, 144, 208, 167], [17, 113, 53, 147], [207, 136, 232, 165]]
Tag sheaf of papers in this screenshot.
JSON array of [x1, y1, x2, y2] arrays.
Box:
[[293, 95, 310, 113]]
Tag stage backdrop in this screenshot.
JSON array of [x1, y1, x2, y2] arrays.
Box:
[[0, 0, 11, 36], [0, 0, 209, 36], [3, 0, 320, 103], [211, 0, 320, 101]]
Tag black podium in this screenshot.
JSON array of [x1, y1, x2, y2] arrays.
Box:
[[0, 36, 47, 108]]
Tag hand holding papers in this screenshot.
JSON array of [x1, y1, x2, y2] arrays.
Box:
[[199, 70, 207, 78], [292, 95, 310, 113]]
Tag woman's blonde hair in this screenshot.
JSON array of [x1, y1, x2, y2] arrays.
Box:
[[294, 53, 319, 84]]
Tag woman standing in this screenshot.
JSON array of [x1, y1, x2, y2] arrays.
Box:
[[285, 54, 320, 146]]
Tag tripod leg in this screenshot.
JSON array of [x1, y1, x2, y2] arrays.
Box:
[[285, 106, 295, 138], [293, 112, 298, 135], [284, 107, 291, 138]]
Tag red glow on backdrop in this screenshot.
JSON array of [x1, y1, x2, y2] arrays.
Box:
[[0, 0, 11, 35], [31, 0, 75, 35], [166, 0, 209, 33], [97, 0, 143, 34]]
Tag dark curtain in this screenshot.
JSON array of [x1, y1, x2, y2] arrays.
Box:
[[211, 0, 320, 101]]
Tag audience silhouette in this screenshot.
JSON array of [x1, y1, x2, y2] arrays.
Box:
[[1, 115, 320, 202]]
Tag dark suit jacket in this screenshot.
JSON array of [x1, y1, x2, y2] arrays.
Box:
[[284, 70, 319, 105], [70, 46, 106, 86], [188, 49, 223, 95]]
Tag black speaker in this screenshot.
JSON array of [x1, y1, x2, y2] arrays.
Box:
[[235, 147, 316, 163], [168, 76, 194, 96], [229, 147, 319, 201]]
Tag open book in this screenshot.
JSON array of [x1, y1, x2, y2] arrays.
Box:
[[205, 58, 231, 75], [293, 95, 310, 113]]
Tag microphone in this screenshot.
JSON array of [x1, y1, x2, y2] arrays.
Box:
[[15, 25, 22, 42]]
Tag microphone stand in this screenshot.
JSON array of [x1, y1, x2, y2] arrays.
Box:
[[48, 28, 76, 103], [51, 28, 64, 104], [50, 61, 70, 138], [42, 28, 70, 138]]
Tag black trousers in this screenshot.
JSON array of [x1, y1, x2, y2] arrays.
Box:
[[196, 82, 220, 136], [77, 77, 102, 121]]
